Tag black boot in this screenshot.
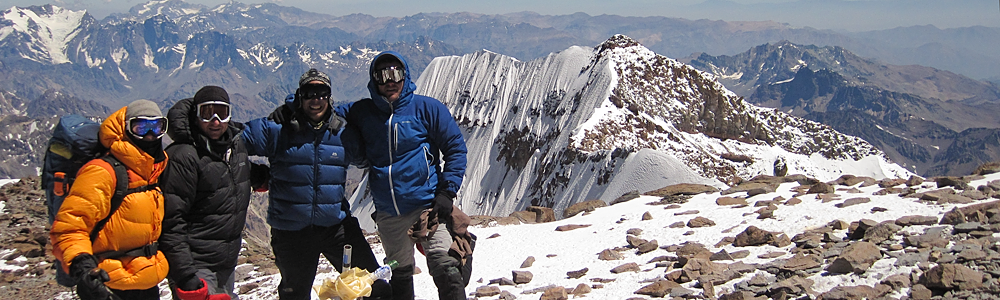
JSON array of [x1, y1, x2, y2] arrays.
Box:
[[364, 279, 392, 300], [428, 251, 466, 300], [389, 266, 414, 300]]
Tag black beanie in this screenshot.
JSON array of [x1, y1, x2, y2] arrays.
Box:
[[193, 86, 230, 106]]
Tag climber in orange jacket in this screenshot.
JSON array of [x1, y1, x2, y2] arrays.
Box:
[[50, 99, 171, 300]]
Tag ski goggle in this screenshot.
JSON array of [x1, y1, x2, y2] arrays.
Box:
[[128, 116, 168, 139], [373, 66, 405, 85], [300, 89, 331, 101], [197, 101, 231, 122]]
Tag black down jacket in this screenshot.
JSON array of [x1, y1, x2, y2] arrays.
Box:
[[159, 97, 253, 284]]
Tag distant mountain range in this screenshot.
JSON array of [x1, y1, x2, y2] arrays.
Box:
[[683, 41, 1000, 176], [0, 0, 997, 182]]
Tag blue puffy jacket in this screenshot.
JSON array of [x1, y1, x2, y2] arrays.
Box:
[[241, 110, 349, 231], [341, 51, 468, 216]]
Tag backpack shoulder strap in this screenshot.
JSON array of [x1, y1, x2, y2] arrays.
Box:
[[88, 155, 160, 242], [88, 155, 129, 242]]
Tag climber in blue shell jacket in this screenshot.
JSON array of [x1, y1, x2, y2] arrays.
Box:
[[241, 69, 390, 300], [341, 51, 469, 300]]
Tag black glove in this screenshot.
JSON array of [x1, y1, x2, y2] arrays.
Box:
[[431, 192, 455, 228], [70, 253, 114, 300], [249, 163, 270, 192], [177, 274, 204, 291], [267, 104, 296, 125]]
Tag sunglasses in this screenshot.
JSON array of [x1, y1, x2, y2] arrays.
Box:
[[300, 84, 331, 101], [197, 101, 231, 122], [301, 90, 331, 101], [373, 66, 405, 85], [128, 116, 168, 139]]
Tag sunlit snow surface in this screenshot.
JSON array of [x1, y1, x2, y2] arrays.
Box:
[[46, 172, 996, 299]]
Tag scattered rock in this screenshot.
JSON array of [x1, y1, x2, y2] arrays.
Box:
[[520, 256, 535, 268], [920, 263, 986, 290], [644, 183, 719, 197], [716, 197, 748, 206], [567, 267, 588, 279], [570, 283, 591, 296], [634, 280, 682, 298], [895, 215, 938, 226], [611, 262, 640, 274], [817, 285, 880, 300], [598, 249, 623, 261], [626, 235, 648, 247], [808, 182, 835, 194], [554, 224, 591, 231], [973, 161, 1000, 175], [539, 286, 567, 300], [512, 270, 534, 284], [563, 200, 607, 218], [862, 221, 901, 244], [526, 206, 556, 223], [826, 241, 882, 274], [687, 216, 716, 228], [835, 197, 870, 208], [781, 253, 822, 272], [637, 240, 658, 254], [476, 286, 501, 297], [733, 226, 776, 247]]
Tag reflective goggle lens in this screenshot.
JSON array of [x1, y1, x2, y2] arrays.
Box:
[[128, 117, 167, 138], [301, 90, 331, 100], [197, 101, 231, 122], [373, 67, 405, 85]]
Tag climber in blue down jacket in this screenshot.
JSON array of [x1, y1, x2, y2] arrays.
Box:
[[341, 51, 471, 300], [241, 69, 389, 300]]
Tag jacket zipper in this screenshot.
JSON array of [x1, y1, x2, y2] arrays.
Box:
[[422, 146, 431, 181], [313, 130, 322, 224], [388, 112, 400, 215]]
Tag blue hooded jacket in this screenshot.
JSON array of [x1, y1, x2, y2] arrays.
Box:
[[242, 97, 349, 231], [341, 51, 468, 216]]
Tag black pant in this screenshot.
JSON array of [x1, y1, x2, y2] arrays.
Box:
[[271, 216, 387, 300], [103, 287, 158, 300]]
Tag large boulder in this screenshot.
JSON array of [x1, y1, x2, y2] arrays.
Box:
[[826, 242, 882, 274], [920, 263, 986, 290]]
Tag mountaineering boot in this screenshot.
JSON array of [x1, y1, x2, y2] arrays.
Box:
[[427, 251, 466, 300], [389, 265, 414, 300], [363, 279, 392, 300]]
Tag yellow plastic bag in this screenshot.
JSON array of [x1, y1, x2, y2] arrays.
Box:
[[313, 268, 374, 300]]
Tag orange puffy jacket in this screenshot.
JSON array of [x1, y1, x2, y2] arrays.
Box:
[[50, 106, 170, 290]]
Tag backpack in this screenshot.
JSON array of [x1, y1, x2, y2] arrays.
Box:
[[42, 115, 133, 287]]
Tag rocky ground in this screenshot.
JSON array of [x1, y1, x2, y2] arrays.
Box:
[[0, 176, 279, 299], [4, 163, 1000, 299], [461, 168, 1000, 300]]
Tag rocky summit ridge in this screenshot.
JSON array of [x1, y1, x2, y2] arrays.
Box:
[[406, 34, 909, 220]]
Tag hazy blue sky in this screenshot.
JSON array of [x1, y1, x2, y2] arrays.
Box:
[[2, 0, 998, 32]]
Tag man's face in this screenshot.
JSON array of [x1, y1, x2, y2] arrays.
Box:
[[300, 81, 331, 122], [375, 61, 405, 102], [198, 118, 228, 140]]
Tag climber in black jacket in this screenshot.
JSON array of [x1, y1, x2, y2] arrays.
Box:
[[159, 86, 267, 300]]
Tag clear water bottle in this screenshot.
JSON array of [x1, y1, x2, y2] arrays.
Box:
[[369, 260, 399, 281]]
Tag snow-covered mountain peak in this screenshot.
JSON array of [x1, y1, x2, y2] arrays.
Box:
[[125, 0, 205, 21], [390, 35, 912, 221], [0, 4, 88, 64]]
